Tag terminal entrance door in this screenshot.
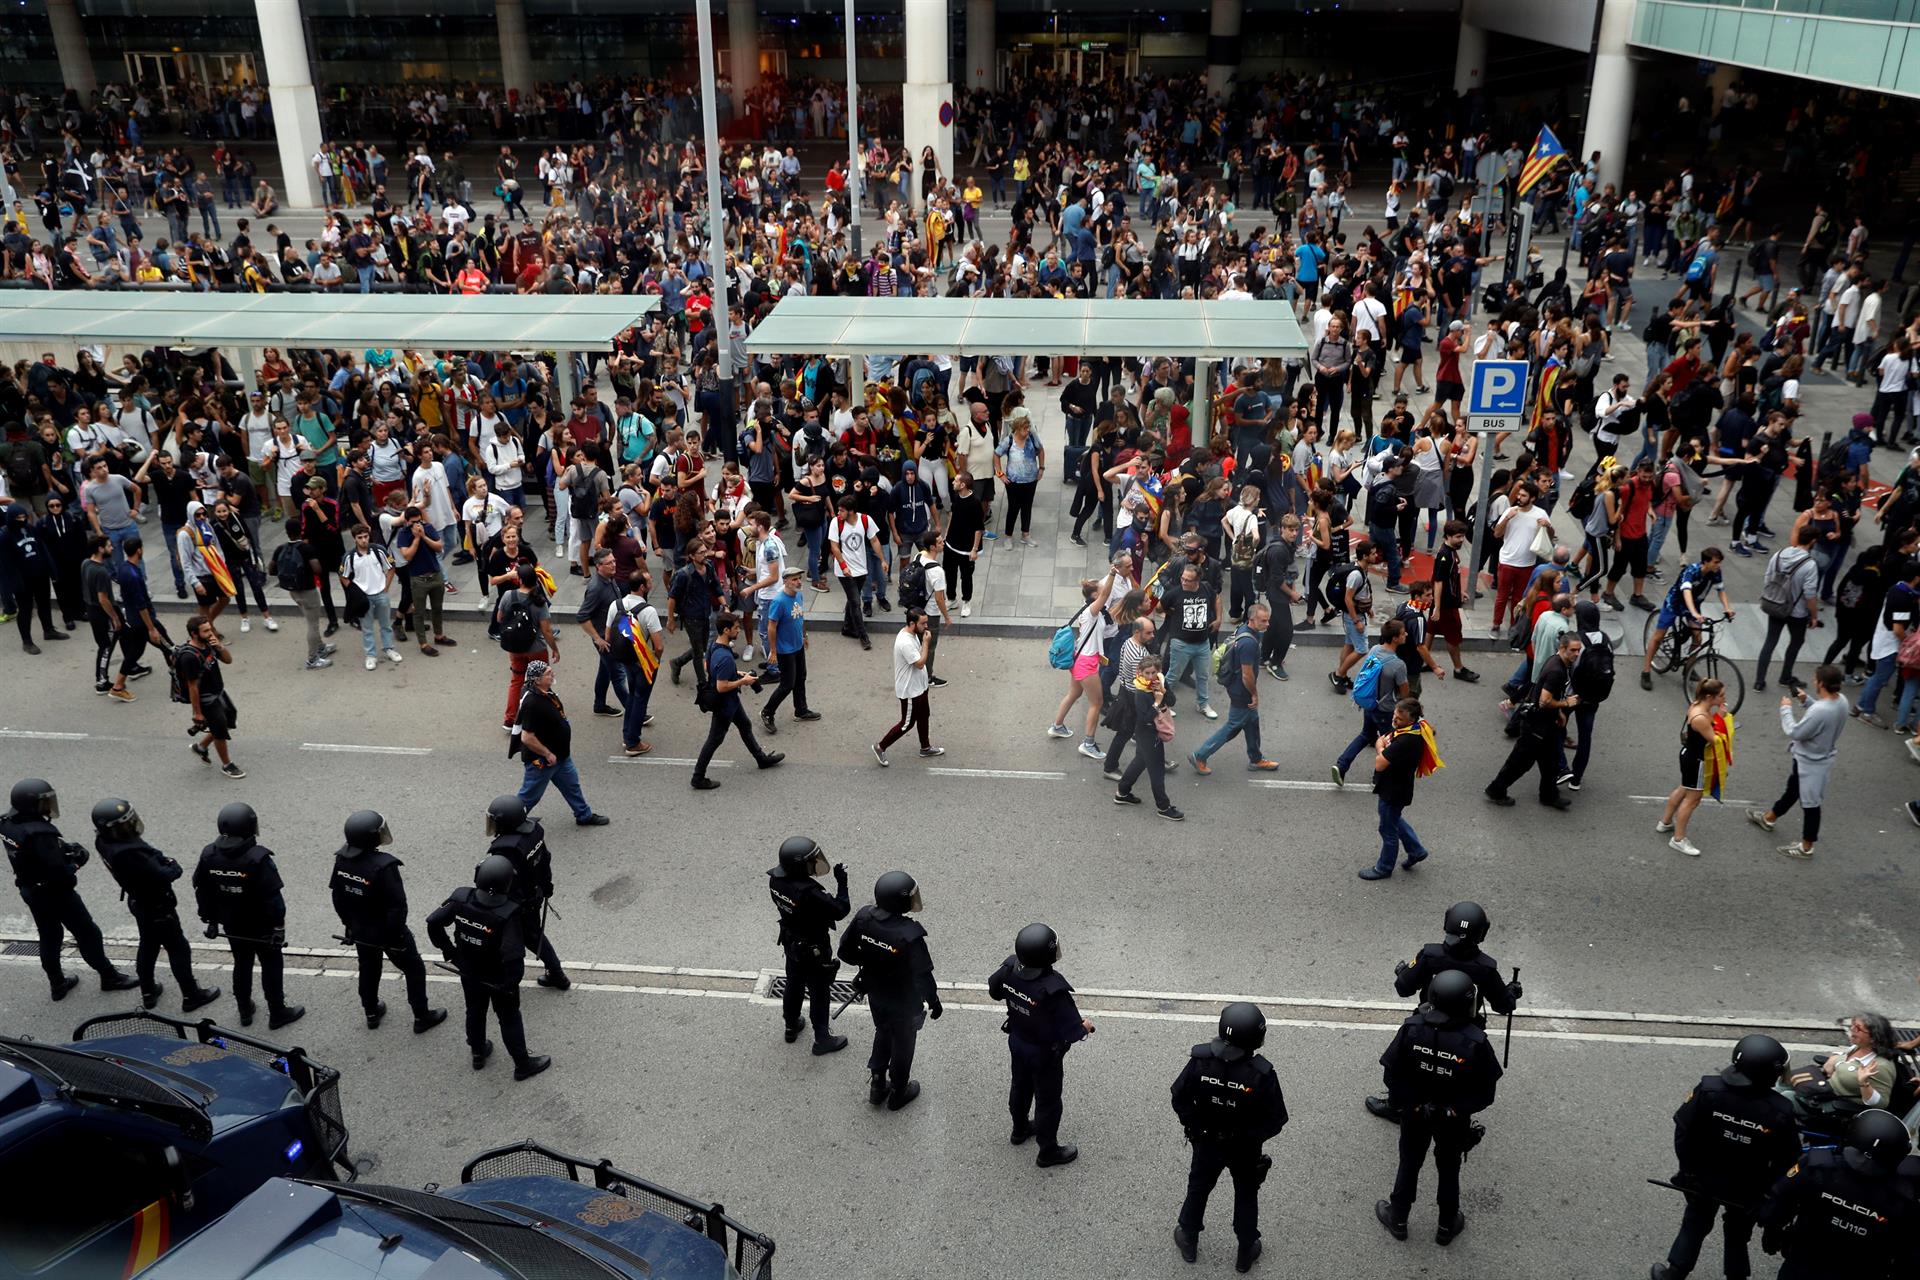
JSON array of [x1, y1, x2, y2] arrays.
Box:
[[121, 51, 258, 106]]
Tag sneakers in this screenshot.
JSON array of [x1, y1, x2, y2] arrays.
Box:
[[222, 762, 246, 780], [960, 604, 971, 617], [929, 676, 950, 688], [1455, 667, 1480, 683], [1906, 800, 1920, 828], [793, 710, 822, 722], [1654, 819, 1674, 833], [239, 617, 251, 634], [1103, 770, 1124, 782], [1639, 671, 1653, 691], [304, 656, 332, 669], [264, 616, 280, 632], [1199, 705, 1219, 720], [107, 687, 136, 703], [1330, 765, 1345, 788], [365, 655, 378, 671], [919, 746, 946, 757], [872, 744, 890, 767], [1113, 791, 1142, 806], [1077, 740, 1103, 760], [385, 648, 404, 664], [1777, 842, 1814, 860], [191, 742, 211, 764], [1266, 663, 1289, 680], [1046, 723, 1074, 738], [1746, 808, 1775, 832], [1247, 759, 1279, 771], [1669, 836, 1701, 857], [1156, 805, 1185, 822], [1600, 593, 1624, 612], [1188, 753, 1212, 776]]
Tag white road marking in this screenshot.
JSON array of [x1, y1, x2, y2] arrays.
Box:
[[1248, 779, 1348, 791], [1628, 794, 1758, 807], [927, 768, 1067, 780], [0, 729, 90, 740], [606, 756, 732, 768], [300, 743, 434, 756]]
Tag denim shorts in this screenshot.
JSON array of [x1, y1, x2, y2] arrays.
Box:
[[1342, 614, 1367, 650]]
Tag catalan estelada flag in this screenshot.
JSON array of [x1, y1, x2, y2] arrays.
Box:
[[1395, 718, 1446, 778], [615, 607, 659, 686], [187, 512, 234, 599], [1704, 711, 1735, 801], [1515, 125, 1567, 199]]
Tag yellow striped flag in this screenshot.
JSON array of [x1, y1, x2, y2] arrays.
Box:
[[1515, 125, 1568, 199]]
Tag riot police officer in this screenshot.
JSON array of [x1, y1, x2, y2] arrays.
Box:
[[1373, 969, 1503, 1247], [1758, 1107, 1918, 1277], [1366, 900, 1520, 1122], [767, 836, 850, 1055], [2, 778, 138, 1001], [1650, 1034, 1798, 1280], [987, 923, 1093, 1169], [836, 870, 939, 1112], [330, 810, 447, 1034], [1170, 1002, 1289, 1273], [92, 797, 221, 1013], [426, 854, 552, 1081], [193, 802, 303, 1029], [484, 795, 570, 990]]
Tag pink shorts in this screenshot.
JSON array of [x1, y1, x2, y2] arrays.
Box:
[[1071, 653, 1102, 681]]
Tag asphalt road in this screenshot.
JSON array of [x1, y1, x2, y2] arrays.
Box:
[[0, 604, 1910, 1277]]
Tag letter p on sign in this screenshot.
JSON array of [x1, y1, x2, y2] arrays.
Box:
[[1468, 359, 1528, 418]]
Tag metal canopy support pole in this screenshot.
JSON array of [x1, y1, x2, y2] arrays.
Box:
[[1190, 356, 1214, 448], [697, 0, 735, 444], [238, 348, 261, 398], [1466, 427, 1498, 609], [555, 348, 577, 413], [846, 0, 863, 261]]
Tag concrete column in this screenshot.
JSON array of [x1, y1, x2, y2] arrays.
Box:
[[254, 0, 325, 208], [727, 0, 761, 117], [965, 0, 994, 93], [496, 0, 533, 100], [901, 0, 952, 215], [1454, 20, 1486, 96], [1580, 0, 1638, 194], [1205, 0, 1241, 99], [46, 0, 97, 98]]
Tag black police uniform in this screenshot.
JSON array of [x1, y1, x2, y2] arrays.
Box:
[[330, 844, 433, 1021], [837, 904, 938, 1103], [192, 834, 291, 1019], [768, 864, 849, 1039], [1757, 1146, 1919, 1277], [427, 887, 539, 1069], [2, 808, 121, 994], [487, 818, 565, 980], [987, 954, 1088, 1153], [1379, 1006, 1503, 1230], [1658, 1068, 1798, 1279], [1395, 939, 1515, 1024], [98, 828, 214, 1004], [1170, 1040, 1289, 1250]]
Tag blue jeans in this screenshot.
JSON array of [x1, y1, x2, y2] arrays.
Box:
[[595, 651, 630, 713], [518, 754, 594, 820], [1647, 511, 1675, 569], [496, 484, 525, 509], [621, 672, 656, 750], [864, 545, 893, 604], [1645, 341, 1669, 386], [1373, 797, 1430, 874], [1064, 413, 1092, 452], [161, 520, 186, 591], [1337, 706, 1392, 776], [1194, 703, 1262, 764], [801, 523, 827, 579], [1165, 638, 1214, 710], [106, 523, 142, 574], [1369, 523, 1401, 588], [1860, 653, 1899, 716], [360, 593, 393, 657]]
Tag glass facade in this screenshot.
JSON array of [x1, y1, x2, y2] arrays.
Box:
[[1635, 0, 1920, 96]]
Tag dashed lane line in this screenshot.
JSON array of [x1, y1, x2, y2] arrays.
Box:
[[606, 756, 733, 768], [926, 768, 1067, 780], [300, 743, 435, 756]]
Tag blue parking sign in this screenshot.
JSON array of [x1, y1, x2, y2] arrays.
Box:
[[1467, 360, 1529, 418]]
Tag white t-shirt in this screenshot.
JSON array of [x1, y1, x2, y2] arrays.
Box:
[[1878, 352, 1908, 395], [755, 532, 788, 602], [607, 592, 664, 651], [892, 626, 930, 698], [411, 461, 457, 527], [828, 513, 877, 577], [1854, 291, 1882, 343], [1223, 504, 1260, 550], [239, 408, 273, 459], [958, 421, 994, 480], [1352, 296, 1387, 343], [462, 492, 511, 546], [342, 545, 393, 598], [921, 557, 949, 608], [1498, 503, 1550, 567], [116, 404, 158, 453]]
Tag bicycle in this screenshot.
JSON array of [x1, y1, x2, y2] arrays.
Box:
[[1642, 611, 1745, 714]]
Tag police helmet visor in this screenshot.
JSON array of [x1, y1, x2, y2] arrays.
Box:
[[485, 813, 504, 837], [44, 795, 58, 821], [375, 821, 392, 848], [126, 813, 144, 837], [907, 885, 924, 913], [806, 850, 829, 876]]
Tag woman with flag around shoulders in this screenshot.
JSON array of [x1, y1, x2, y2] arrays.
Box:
[[1656, 677, 1733, 858], [1357, 697, 1445, 882]]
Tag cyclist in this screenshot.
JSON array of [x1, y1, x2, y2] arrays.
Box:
[[1639, 547, 1733, 690]]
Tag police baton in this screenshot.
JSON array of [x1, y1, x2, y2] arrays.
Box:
[[433, 958, 514, 993], [1645, 1178, 1753, 1213], [830, 979, 866, 1022], [1502, 966, 1519, 1067]]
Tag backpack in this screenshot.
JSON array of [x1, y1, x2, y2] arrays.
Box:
[[1683, 249, 1711, 283], [1048, 603, 1092, 670], [1324, 562, 1362, 612], [496, 592, 539, 654], [1574, 628, 1616, 705], [271, 541, 307, 592], [899, 556, 929, 609], [164, 642, 197, 705], [1817, 437, 1851, 481], [567, 467, 598, 519], [1349, 650, 1387, 711], [4, 446, 35, 489], [1759, 551, 1805, 620], [1229, 522, 1260, 569], [1568, 474, 1600, 521], [1746, 240, 1769, 271]]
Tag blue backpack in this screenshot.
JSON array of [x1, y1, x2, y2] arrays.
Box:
[[1350, 650, 1387, 710], [1684, 249, 1712, 283], [1049, 603, 1092, 670]]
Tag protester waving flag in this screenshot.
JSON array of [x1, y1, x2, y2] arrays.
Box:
[[1703, 710, 1735, 802], [187, 504, 235, 599], [1515, 125, 1568, 199], [1395, 717, 1446, 778]]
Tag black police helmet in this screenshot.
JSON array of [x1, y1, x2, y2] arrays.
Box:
[[1724, 1034, 1789, 1089], [1848, 1108, 1912, 1170], [485, 794, 527, 838], [216, 802, 258, 844], [873, 870, 922, 914], [1443, 901, 1491, 945], [777, 836, 828, 877], [1425, 969, 1477, 1022], [1217, 1002, 1266, 1059], [90, 796, 142, 838], [343, 809, 391, 851], [1014, 923, 1060, 973], [8, 778, 57, 820], [474, 853, 517, 903]]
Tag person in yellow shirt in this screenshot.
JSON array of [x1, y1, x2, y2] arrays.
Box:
[[961, 179, 983, 242], [1012, 154, 1031, 204]]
